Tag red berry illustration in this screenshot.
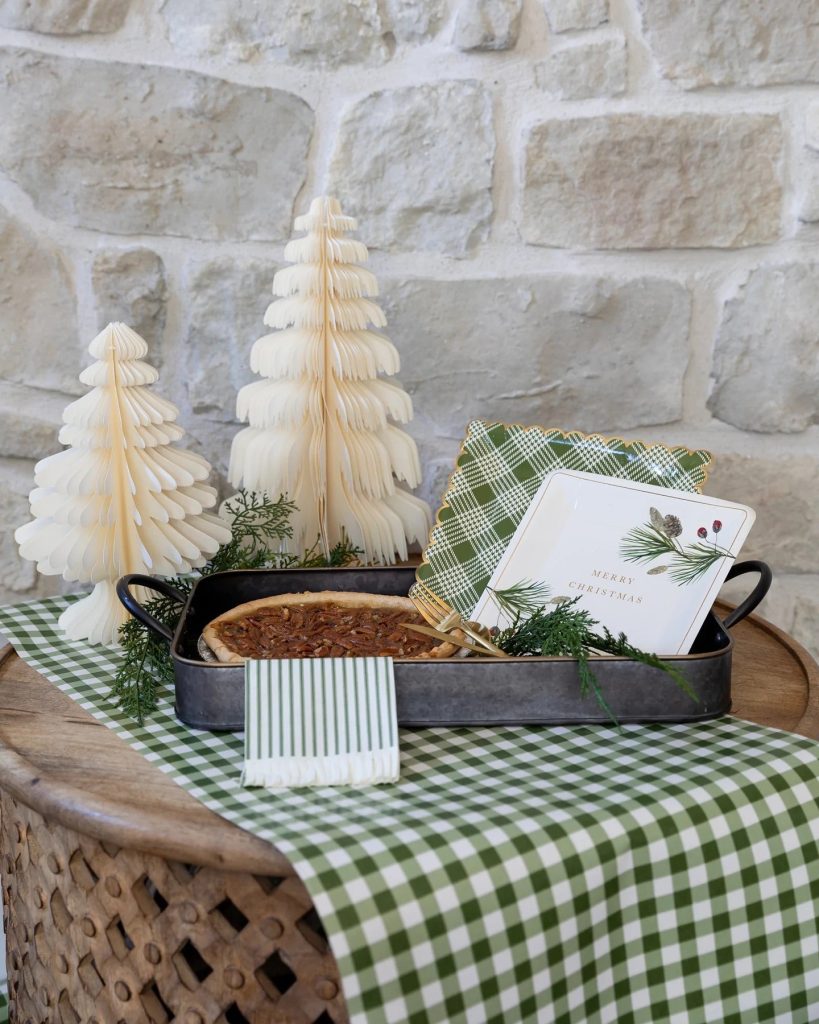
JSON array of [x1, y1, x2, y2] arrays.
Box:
[[712, 520, 722, 533], [697, 527, 708, 539]]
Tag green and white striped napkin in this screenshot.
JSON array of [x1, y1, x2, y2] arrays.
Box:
[[242, 657, 400, 788]]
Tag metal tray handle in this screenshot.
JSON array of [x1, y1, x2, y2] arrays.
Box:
[[722, 560, 772, 630], [116, 574, 187, 644]]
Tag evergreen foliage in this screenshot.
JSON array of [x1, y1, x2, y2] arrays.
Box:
[[113, 491, 361, 723], [229, 196, 431, 565]]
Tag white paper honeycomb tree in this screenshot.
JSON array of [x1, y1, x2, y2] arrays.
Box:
[[228, 196, 431, 563], [16, 322, 232, 645]]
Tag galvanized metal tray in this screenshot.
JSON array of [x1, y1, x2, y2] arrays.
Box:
[[117, 562, 771, 731]]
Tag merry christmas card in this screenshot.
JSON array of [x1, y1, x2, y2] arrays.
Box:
[[470, 470, 755, 655]]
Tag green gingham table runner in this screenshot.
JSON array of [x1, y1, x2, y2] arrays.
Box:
[[2, 596, 819, 1024]]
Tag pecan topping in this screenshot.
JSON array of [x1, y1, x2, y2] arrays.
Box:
[[214, 603, 439, 659]]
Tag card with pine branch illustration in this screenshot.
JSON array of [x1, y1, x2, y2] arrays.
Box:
[[470, 470, 754, 656]]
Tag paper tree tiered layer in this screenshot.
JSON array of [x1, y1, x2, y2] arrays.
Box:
[[229, 196, 431, 563], [16, 322, 231, 645]]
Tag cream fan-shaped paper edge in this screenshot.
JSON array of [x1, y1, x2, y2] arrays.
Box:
[[16, 322, 231, 645], [229, 197, 432, 564]]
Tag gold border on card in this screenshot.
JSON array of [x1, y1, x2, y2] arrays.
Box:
[[416, 419, 714, 588]]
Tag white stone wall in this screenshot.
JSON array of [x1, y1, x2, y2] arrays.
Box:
[[0, 0, 818, 655]]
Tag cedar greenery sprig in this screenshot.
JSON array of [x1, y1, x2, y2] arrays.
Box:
[[112, 490, 361, 724], [204, 489, 297, 573], [494, 599, 618, 725], [589, 626, 695, 702], [490, 590, 695, 727]]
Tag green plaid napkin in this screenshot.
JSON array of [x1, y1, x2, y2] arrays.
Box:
[[243, 657, 399, 787], [2, 596, 819, 1024], [416, 420, 713, 614]]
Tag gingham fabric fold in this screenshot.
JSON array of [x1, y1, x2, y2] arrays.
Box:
[[2, 596, 819, 1024], [243, 657, 399, 788]]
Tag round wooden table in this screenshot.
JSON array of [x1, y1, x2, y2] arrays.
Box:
[[0, 644, 348, 1024], [0, 606, 817, 1024]]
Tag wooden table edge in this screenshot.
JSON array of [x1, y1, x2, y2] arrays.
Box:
[[716, 601, 819, 739], [0, 643, 295, 878]]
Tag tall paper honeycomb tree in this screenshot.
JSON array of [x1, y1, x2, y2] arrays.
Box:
[[229, 196, 432, 563], [16, 322, 232, 645]]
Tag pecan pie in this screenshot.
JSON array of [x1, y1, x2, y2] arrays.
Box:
[[202, 591, 460, 664]]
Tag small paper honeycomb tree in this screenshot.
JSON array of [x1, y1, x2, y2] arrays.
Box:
[[228, 196, 431, 563], [16, 322, 232, 645]]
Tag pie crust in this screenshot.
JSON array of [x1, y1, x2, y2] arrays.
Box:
[[202, 591, 461, 664]]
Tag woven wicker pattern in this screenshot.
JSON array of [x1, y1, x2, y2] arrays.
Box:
[[0, 792, 348, 1024]]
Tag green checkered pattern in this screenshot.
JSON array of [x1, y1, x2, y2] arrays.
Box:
[[2, 596, 819, 1024], [416, 420, 713, 614]]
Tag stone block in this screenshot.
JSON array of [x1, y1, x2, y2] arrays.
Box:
[[92, 249, 167, 358], [0, 383, 65, 460], [329, 81, 494, 256], [522, 113, 783, 249], [378, 274, 690, 438], [543, 0, 607, 33], [0, 206, 80, 395], [181, 418, 236, 498], [535, 35, 626, 99], [417, 449, 464, 514], [709, 264, 819, 432], [0, 48, 313, 241], [0, 458, 50, 599], [807, 102, 819, 151], [162, 0, 389, 64], [162, 0, 442, 63], [705, 452, 819, 573], [0, 0, 129, 33], [181, 257, 273, 422], [639, 0, 819, 88], [453, 0, 522, 51], [384, 0, 445, 41], [797, 158, 819, 223]]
